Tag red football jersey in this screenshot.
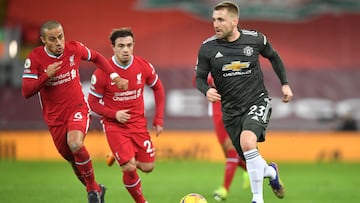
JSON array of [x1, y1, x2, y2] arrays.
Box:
[[89, 55, 161, 132], [22, 41, 92, 126]]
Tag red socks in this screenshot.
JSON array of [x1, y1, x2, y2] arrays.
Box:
[[223, 149, 239, 190], [238, 156, 247, 171], [72, 146, 100, 192], [123, 170, 146, 203]]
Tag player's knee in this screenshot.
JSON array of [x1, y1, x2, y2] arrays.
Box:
[[67, 130, 85, 152], [140, 166, 153, 173], [121, 160, 137, 172], [138, 163, 154, 173], [68, 140, 83, 152]]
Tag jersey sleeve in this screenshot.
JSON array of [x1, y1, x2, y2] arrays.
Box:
[[72, 41, 119, 78], [88, 69, 117, 119], [143, 60, 165, 127], [22, 51, 50, 98], [259, 33, 289, 85], [144, 61, 159, 87], [195, 44, 211, 96]]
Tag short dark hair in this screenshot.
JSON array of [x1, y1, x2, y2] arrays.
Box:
[[109, 27, 134, 46], [40, 20, 62, 37], [214, 1, 239, 18]]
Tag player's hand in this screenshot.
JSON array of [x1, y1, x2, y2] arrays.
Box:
[[115, 109, 131, 123], [281, 84, 293, 103], [113, 76, 128, 90], [153, 125, 163, 137], [46, 61, 62, 77], [206, 87, 221, 103]]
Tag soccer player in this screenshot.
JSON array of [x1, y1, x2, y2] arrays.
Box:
[[195, 2, 293, 203], [22, 20, 128, 203], [88, 28, 165, 203]]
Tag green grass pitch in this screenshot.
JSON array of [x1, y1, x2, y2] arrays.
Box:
[[0, 160, 359, 202]]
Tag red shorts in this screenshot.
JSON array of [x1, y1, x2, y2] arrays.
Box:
[[211, 101, 229, 145], [49, 106, 90, 162], [103, 123, 155, 165]]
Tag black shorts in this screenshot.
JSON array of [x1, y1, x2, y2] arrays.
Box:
[[223, 95, 272, 158]]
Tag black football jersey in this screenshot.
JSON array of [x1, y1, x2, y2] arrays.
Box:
[[196, 29, 279, 116]]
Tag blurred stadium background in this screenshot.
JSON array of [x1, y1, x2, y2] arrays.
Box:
[[0, 0, 360, 162]]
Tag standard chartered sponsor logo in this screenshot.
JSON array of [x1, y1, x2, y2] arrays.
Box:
[[46, 70, 76, 86], [112, 88, 142, 101]]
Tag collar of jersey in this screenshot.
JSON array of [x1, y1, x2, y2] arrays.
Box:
[[44, 46, 63, 59], [112, 55, 133, 70]]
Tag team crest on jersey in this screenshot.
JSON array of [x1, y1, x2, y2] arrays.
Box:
[[137, 73, 142, 85], [24, 58, 31, 73], [243, 46, 253, 57], [71, 69, 77, 79], [69, 55, 75, 66]]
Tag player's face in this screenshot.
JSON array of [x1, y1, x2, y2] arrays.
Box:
[[40, 26, 65, 56], [113, 36, 134, 65], [212, 9, 238, 41]]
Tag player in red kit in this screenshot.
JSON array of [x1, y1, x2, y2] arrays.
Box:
[[88, 28, 165, 203], [22, 20, 128, 203], [211, 98, 250, 201]]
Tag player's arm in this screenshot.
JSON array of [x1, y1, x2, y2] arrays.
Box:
[[150, 77, 165, 136], [195, 46, 211, 95], [260, 36, 288, 85], [192, 68, 215, 88], [261, 35, 293, 102], [145, 62, 165, 136], [22, 61, 62, 98], [22, 74, 48, 99], [88, 73, 117, 119], [195, 47, 221, 102], [88, 93, 117, 119], [89, 50, 128, 90]]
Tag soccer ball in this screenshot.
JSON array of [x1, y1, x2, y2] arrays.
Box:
[[180, 193, 208, 203]]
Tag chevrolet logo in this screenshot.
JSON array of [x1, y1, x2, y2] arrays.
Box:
[[222, 61, 250, 71]]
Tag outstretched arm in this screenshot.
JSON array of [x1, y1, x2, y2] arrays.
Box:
[[91, 50, 128, 90]]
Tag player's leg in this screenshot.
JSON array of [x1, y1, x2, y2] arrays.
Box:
[[67, 130, 100, 191], [67, 109, 104, 203], [241, 96, 284, 202], [241, 133, 284, 201], [121, 157, 147, 203], [106, 129, 148, 203], [212, 102, 247, 201], [50, 124, 103, 203], [213, 138, 239, 201], [241, 130, 266, 203], [50, 126, 87, 186], [133, 132, 156, 201]]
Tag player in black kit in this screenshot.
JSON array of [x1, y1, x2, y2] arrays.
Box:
[[195, 1, 293, 203]]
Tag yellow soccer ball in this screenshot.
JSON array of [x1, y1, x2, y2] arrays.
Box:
[[180, 193, 208, 203]]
